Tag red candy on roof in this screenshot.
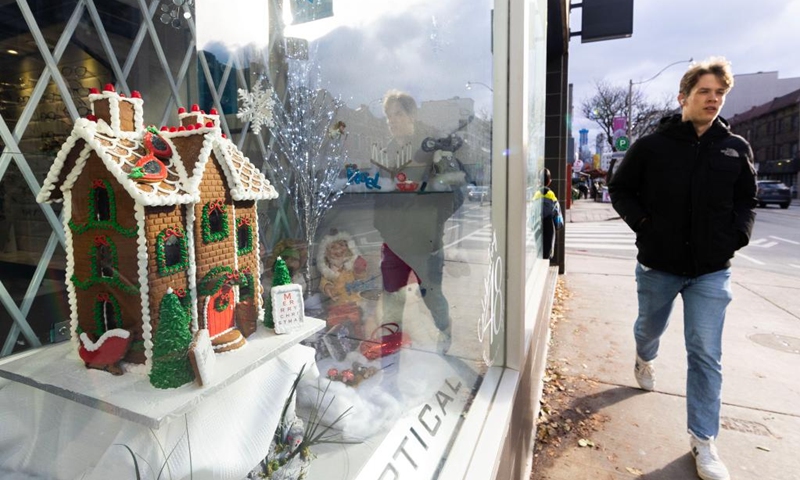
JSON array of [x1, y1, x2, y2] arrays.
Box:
[[178, 107, 186, 114], [191, 104, 200, 112], [103, 83, 115, 93], [131, 91, 142, 99], [209, 108, 218, 115]]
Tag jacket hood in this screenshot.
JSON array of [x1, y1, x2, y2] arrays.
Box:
[[656, 114, 731, 140]]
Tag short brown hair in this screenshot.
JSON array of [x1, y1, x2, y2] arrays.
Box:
[[679, 57, 734, 97], [382, 89, 417, 116]]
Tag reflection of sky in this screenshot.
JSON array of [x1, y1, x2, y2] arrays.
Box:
[[569, 0, 800, 147], [314, 0, 494, 116], [196, 0, 270, 56], [198, 0, 494, 117]]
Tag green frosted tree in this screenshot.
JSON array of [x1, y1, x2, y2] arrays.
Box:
[[264, 256, 293, 329], [150, 290, 195, 389]]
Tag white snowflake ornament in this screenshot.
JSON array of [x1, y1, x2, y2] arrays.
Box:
[[237, 79, 276, 135]]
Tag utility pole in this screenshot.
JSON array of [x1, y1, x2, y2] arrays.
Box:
[[626, 58, 693, 141]]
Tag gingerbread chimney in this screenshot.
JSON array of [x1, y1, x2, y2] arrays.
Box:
[[179, 103, 221, 129], [88, 84, 144, 135]]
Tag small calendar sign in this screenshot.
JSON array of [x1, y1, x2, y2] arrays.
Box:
[[271, 284, 304, 334]]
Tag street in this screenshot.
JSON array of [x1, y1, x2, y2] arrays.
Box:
[[565, 204, 800, 278]]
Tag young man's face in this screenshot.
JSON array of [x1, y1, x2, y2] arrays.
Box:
[[679, 73, 728, 126], [385, 101, 415, 139]]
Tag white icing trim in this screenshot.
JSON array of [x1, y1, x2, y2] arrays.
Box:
[[212, 137, 279, 201], [161, 135, 192, 192], [59, 144, 93, 194], [209, 326, 237, 341], [253, 203, 263, 312], [63, 190, 79, 349], [82, 129, 196, 207], [202, 295, 210, 330], [37, 125, 89, 203], [186, 204, 199, 332], [108, 95, 121, 134], [134, 203, 153, 371], [79, 329, 131, 352], [88, 92, 145, 137], [232, 203, 239, 273], [183, 133, 216, 195], [162, 125, 219, 138]]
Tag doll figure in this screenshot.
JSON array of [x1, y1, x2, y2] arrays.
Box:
[[317, 229, 368, 306]]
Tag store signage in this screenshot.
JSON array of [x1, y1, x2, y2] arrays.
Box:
[[346, 164, 382, 190], [356, 377, 467, 480], [478, 232, 503, 366]]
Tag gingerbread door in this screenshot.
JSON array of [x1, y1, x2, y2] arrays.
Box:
[[207, 288, 235, 337]]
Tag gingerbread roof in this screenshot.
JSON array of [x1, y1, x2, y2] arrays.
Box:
[[38, 119, 278, 206]]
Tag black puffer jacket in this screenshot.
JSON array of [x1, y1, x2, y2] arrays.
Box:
[[608, 115, 757, 277]]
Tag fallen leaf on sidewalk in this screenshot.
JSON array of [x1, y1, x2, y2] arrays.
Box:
[[578, 438, 595, 447], [625, 466, 643, 476]]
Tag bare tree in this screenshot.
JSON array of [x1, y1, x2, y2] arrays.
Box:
[[580, 80, 677, 151]]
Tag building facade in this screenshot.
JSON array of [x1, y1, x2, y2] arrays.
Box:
[[729, 87, 800, 193]]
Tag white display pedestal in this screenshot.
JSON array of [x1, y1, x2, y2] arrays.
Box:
[[0, 318, 324, 480]]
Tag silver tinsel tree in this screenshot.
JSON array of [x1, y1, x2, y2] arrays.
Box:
[[264, 59, 349, 290]]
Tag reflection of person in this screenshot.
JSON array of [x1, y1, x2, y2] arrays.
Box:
[[373, 90, 456, 354], [609, 57, 756, 480], [534, 168, 563, 259]]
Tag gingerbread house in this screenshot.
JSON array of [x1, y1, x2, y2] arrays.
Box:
[[37, 85, 279, 371]]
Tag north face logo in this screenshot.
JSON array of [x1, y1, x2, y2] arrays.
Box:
[[721, 148, 739, 158]]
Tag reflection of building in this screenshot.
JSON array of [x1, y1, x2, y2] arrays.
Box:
[[578, 128, 591, 162]]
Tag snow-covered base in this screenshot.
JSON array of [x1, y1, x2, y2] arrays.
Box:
[[0, 343, 318, 480], [0, 318, 324, 428]]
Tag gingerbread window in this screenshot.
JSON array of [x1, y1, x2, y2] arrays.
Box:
[[156, 226, 189, 276], [93, 184, 111, 221], [201, 200, 229, 243], [239, 271, 254, 300], [236, 218, 254, 255], [70, 179, 137, 238], [91, 293, 121, 337], [91, 236, 118, 279]]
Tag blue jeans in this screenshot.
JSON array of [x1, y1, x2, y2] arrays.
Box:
[[634, 263, 732, 439]]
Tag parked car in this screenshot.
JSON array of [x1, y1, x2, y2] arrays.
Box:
[[756, 180, 791, 209], [467, 185, 490, 202]]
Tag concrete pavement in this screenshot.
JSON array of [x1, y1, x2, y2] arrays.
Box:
[[534, 198, 800, 479]]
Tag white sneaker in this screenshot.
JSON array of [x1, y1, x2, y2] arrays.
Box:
[[690, 435, 730, 480], [634, 355, 655, 391]]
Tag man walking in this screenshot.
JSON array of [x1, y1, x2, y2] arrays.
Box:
[[608, 57, 757, 480]]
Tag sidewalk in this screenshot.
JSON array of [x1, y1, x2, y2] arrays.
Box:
[[565, 197, 621, 223], [532, 199, 800, 479]]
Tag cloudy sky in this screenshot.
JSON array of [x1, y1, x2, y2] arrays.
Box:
[[198, 0, 800, 147], [568, 0, 800, 148]]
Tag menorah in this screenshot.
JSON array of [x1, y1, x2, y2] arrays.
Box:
[[369, 142, 413, 179]]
